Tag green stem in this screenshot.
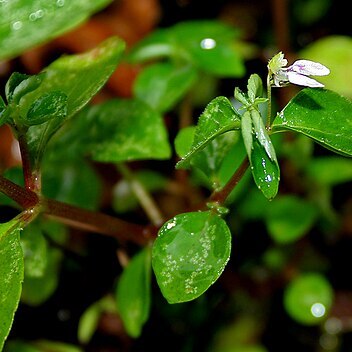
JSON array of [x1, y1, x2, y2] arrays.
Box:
[[266, 74, 272, 128], [117, 163, 164, 227]]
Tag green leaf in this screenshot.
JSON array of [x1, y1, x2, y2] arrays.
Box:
[[81, 98, 171, 162], [24, 91, 67, 126], [177, 96, 241, 169], [284, 273, 333, 325], [247, 74, 263, 103], [21, 223, 48, 278], [134, 62, 197, 113], [306, 157, 352, 186], [299, 36, 352, 97], [78, 302, 101, 344], [171, 21, 244, 77], [265, 196, 318, 244], [174, 126, 196, 158], [152, 211, 232, 303], [32, 340, 82, 352], [20, 37, 125, 167], [0, 0, 113, 60], [5, 72, 45, 104], [116, 247, 152, 337], [4, 340, 41, 352], [0, 218, 24, 351], [273, 89, 352, 157], [242, 110, 280, 199]]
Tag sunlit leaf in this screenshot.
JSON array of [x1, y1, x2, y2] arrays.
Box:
[[152, 211, 231, 303], [177, 96, 241, 169], [0, 0, 112, 60], [273, 89, 352, 157]]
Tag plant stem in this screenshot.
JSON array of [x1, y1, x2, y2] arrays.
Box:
[[266, 74, 272, 128], [209, 156, 249, 205], [116, 163, 164, 226], [42, 198, 153, 245], [0, 174, 39, 208]]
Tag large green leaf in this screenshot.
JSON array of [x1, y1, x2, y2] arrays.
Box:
[[20, 37, 125, 167], [0, 218, 24, 351], [0, 0, 112, 60], [79, 98, 171, 162], [273, 89, 352, 157], [152, 211, 232, 303], [177, 96, 241, 169], [134, 62, 198, 113], [116, 247, 152, 337]]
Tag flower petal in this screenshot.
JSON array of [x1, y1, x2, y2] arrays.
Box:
[[290, 60, 330, 76], [287, 72, 325, 88]]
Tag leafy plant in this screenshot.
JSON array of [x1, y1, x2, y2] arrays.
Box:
[[0, 2, 351, 351]]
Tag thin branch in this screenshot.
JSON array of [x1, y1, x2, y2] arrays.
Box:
[[209, 156, 249, 205], [0, 174, 39, 208], [42, 198, 154, 246]]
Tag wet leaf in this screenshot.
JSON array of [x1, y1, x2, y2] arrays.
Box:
[[152, 211, 232, 303], [177, 96, 241, 169], [0, 0, 112, 60], [0, 218, 24, 351], [273, 89, 352, 157]]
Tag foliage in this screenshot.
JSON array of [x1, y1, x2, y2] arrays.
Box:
[[0, 2, 351, 351]]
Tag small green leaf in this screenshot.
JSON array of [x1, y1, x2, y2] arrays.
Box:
[[0, 218, 24, 351], [134, 62, 198, 113], [20, 37, 125, 168], [0, 0, 113, 60], [78, 302, 102, 344], [284, 273, 333, 325], [31, 340, 82, 352], [24, 91, 67, 126], [234, 87, 250, 106], [152, 211, 232, 303], [174, 126, 196, 158], [242, 110, 280, 199], [81, 98, 171, 162], [116, 247, 152, 337], [247, 74, 263, 103], [265, 196, 318, 244], [273, 89, 352, 156], [177, 96, 241, 168], [5, 72, 45, 104]]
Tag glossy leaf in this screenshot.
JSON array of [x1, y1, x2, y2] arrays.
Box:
[[24, 91, 67, 126], [265, 196, 318, 244], [152, 211, 232, 303], [177, 96, 241, 169], [20, 37, 125, 167], [284, 273, 333, 325], [174, 126, 196, 158], [242, 110, 280, 199], [134, 62, 198, 113], [5, 72, 45, 104], [81, 99, 171, 162], [0, 219, 24, 351], [0, 0, 112, 60], [116, 247, 152, 337], [273, 89, 352, 157]]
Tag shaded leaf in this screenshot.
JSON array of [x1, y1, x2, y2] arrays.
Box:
[[134, 62, 197, 113], [152, 211, 231, 303], [273, 89, 352, 157], [0, 0, 112, 60], [0, 218, 24, 351], [116, 247, 152, 337]]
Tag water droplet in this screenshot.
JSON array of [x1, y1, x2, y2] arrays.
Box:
[[200, 38, 216, 50], [12, 21, 22, 30], [56, 0, 65, 7], [265, 174, 272, 183], [311, 302, 326, 318]]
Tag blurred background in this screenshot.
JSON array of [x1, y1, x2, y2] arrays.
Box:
[[1, 0, 352, 351]]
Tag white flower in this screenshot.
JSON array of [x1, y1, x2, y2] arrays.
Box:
[[268, 52, 330, 88]]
